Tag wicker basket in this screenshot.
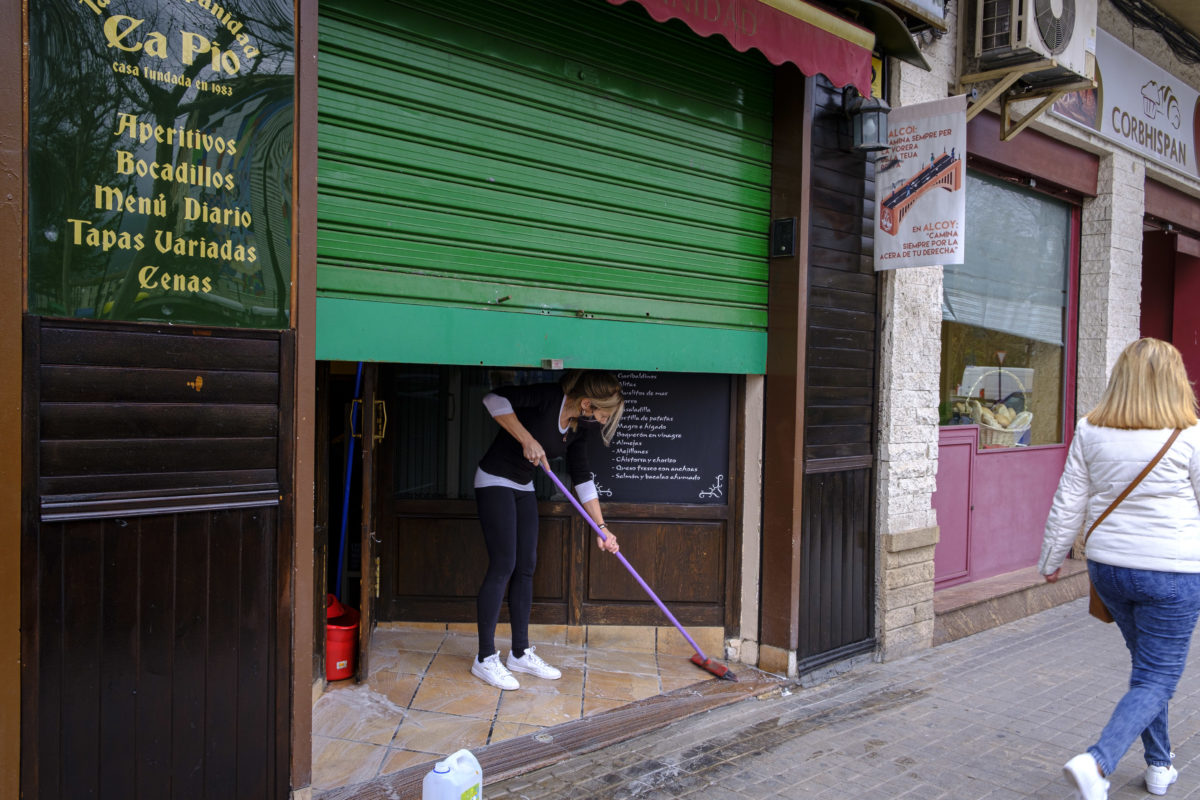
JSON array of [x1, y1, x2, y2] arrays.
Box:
[[965, 368, 1031, 447], [978, 421, 1027, 447]]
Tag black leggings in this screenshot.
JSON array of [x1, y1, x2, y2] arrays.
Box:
[[475, 486, 538, 661]]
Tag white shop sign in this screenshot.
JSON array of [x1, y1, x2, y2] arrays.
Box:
[[1052, 28, 1199, 180]]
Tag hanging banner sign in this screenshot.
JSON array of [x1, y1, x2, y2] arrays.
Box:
[[28, 0, 294, 328], [1052, 28, 1198, 181], [874, 95, 967, 271]]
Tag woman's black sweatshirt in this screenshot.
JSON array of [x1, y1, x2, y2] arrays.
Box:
[[477, 382, 597, 488]]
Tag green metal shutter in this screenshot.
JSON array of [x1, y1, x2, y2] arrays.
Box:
[[317, 0, 773, 372]]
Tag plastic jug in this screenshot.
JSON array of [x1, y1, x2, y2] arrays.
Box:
[[422, 748, 482, 800]]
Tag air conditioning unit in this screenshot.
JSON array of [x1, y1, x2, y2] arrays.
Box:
[[970, 0, 1096, 86]]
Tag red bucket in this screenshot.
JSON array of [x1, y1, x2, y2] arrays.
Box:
[[325, 595, 360, 682]]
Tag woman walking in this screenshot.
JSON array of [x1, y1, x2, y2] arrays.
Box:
[[470, 370, 624, 691], [1040, 338, 1200, 799]]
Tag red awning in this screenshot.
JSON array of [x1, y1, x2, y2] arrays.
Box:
[[608, 0, 875, 96]]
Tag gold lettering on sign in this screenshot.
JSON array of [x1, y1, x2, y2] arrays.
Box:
[[87, 12, 259, 77], [137, 265, 215, 294]]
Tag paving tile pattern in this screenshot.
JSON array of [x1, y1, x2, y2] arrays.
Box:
[[311, 622, 725, 793], [487, 598, 1200, 799]]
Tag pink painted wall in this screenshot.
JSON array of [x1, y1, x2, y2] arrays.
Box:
[[934, 428, 1068, 587]]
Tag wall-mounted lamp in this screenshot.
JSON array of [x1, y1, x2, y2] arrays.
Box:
[[842, 87, 891, 153]]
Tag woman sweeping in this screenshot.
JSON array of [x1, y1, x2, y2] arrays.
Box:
[[470, 370, 624, 690], [1040, 338, 1200, 799]]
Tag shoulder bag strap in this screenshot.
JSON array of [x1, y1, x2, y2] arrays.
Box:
[[1084, 428, 1182, 544]]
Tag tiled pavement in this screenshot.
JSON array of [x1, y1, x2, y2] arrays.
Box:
[[485, 597, 1200, 799], [311, 621, 726, 793]]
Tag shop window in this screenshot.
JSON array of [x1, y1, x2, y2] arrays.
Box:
[[939, 172, 1071, 448]]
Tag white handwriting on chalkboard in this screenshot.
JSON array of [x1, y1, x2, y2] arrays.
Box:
[[588, 372, 729, 503], [699, 475, 725, 499], [613, 464, 701, 480]]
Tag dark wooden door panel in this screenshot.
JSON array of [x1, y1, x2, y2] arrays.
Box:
[[172, 513, 212, 795], [42, 403, 279, 439], [806, 326, 875, 351], [23, 318, 290, 800], [32, 508, 280, 798], [35, 322, 283, 504], [798, 468, 873, 661], [586, 520, 723, 604], [59, 520, 103, 800], [386, 513, 570, 618], [804, 405, 872, 426], [360, 364, 379, 682], [39, 326, 280, 369], [795, 78, 878, 667], [41, 364, 280, 404], [100, 519, 139, 797], [807, 306, 875, 332], [42, 437, 278, 474]]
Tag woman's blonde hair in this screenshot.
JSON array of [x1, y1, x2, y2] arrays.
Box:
[[1087, 338, 1198, 429], [561, 370, 624, 445]]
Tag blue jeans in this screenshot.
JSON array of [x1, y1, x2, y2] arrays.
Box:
[[1087, 562, 1200, 775]]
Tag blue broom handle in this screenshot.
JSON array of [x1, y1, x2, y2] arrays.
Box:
[[540, 462, 707, 661], [335, 362, 364, 601]]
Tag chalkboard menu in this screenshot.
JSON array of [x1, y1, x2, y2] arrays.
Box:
[[28, 0, 294, 328], [585, 372, 731, 505]]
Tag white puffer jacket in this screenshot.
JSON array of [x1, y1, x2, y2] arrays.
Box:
[[1039, 419, 1200, 575]]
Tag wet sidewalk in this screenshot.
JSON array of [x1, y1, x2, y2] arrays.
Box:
[[486, 598, 1200, 799], [311, 621, 774, 797]]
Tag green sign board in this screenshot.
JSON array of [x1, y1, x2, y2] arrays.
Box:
[[29, 0, 294, 328]]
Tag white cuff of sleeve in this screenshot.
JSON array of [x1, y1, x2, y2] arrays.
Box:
[[574, 480, 598, 504], [482, 393, 514, 417]]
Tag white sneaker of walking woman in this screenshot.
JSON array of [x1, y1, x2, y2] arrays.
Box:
[[1146, 760, 1178, 796], [471, 652, 519, 690], [506, 646, 561, 680], [1064, 753, 1109, 800]]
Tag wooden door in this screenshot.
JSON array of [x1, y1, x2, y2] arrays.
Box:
[[932, 426, 976, 585], [358, 363, 379, 680], [22, 318, 291, 800]]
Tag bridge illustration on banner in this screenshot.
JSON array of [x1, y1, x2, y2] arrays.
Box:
[[879, 150, 962, 236]]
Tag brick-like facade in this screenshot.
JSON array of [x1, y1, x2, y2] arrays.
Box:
[[874, 0, 1200, 660]]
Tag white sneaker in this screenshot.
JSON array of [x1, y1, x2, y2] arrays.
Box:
[[1146, 763, 1179, 795], [1064, 753, 1109, 800], [471, 652, 519, 690], [506, 646, 561, 680]]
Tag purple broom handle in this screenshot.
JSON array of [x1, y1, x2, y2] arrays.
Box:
[[540, 462, 707, 661]]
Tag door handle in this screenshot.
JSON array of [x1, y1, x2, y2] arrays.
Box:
[[350, 398, 362, 439], [373, 399, 387, 442]]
